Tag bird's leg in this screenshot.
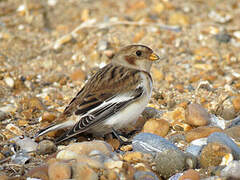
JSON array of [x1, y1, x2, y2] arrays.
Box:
[[111, 128, 131, 146]]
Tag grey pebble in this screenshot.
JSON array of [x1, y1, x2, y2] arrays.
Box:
[[168, 133, 186, 144], [132, 133, 179, 156], [142, 107, 164, 120], [168, 173, 183, 180], [214, 32, 231, 43], [134, 171, 159, 180], [36, 140, 57, 155], [154, 149, 186, 179], [226, 116, 240, 128], [184, 152, 198, 169], [207, 132, 240, 160], [186, 145, 203, 157], [221, 160, 240, 179], [11, 151, 31, 165]]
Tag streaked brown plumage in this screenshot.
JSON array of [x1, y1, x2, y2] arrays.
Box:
[[35, 44, 159, 143]]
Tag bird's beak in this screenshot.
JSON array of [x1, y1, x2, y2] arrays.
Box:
[[149, 53, 160, 61]]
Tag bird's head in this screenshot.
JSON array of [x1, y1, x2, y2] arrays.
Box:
[[112, 44, 159, 72]]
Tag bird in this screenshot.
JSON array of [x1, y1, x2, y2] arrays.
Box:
[[35, 44, 159, 143]]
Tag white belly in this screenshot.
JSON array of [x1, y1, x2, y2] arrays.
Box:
[[89, 72, 152, 135]]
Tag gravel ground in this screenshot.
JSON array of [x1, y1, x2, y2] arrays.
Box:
[[0, 0, 240, 179]]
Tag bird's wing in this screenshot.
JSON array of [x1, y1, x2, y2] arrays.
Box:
[[62, 64, 141, 118], [54, 64, 145, 143], [55, 86, 144, 143]]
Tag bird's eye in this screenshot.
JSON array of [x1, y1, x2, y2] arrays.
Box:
[[136, 50, 142, 57]]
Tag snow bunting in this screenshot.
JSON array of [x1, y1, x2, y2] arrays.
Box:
[[35, 44, 159, 143]]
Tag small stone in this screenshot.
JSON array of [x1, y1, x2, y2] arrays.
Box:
[[208, 10, 232, 23], [193, 64, 213, 71], [11, 136, 38, 152], [224, 125, 240, 142], [133, 30, 145, 43], [217, 98, 236, 120], [214, 32, 231, 43], [221, 160, 240, 179], [103, 50, 114, 58], [168, 132, 186, 145], [196, 80, 213, 91], [4, 77, 14, 88], [98, 40, 108, 51], [106, 138, 120, 150], [37, 140, 57, 155], [56, 150, 79, 160], [106, 170, 119, 180], [104, 160, 123, 169], [132, 133, 179, 156], [162, 107, 185, 123], [200, 142, 232, 168], [129, 116, 147, 131], [233, 31, 240, 39], [169, 12, 190, 27], [172, 122, 191, 131], [133, 163, 149, 172], [72, 163, 98, 180], [77, 154, 104, 169], [153, 2, 164, 14], [14, 78, 27, 92], [70, 69, 86, 81], [142, 118, 169, 137], [184, 152, 198, 169], [123, 152, 143, 163], [154, 149, 186, 179], [48, 162, 71, 180], [41, 112, 57, 123], [27, 165, 49, 180], [17, 119, 29, 126], [134, 171, 159, 180], [5, 123, 24, 136], [20, 96, 45, 111], [152, 67, 164, 81], [62, 140, 113, 156], [232, 95, 240, 112], [227, 116, 240, 128], [120, 144, 133, 151], [142, 107, 163, 120], [0, 110, 10, 121], [185, 126, 222, 142], [0, 32, 12, 39], [179, 169, 200, 180], [209, 114, 226, 129], [221, 153, 234, 166], [169, 173, 183, 180], [185, 103, 210, 126], [186, 145, 203, 157], [207, 132, 240, 160]]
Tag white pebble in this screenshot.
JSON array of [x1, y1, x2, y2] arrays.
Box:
[[4, 77, 14, 88], [6, 123, 24, 136], [233, 31, 240, 39], [57, 150, 79, 160]]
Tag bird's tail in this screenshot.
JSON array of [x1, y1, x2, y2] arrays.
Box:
[[34, 120, 75, 138]]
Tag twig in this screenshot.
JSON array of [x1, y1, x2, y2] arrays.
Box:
[[52, 19, 181, 50], [72, 20, 181, 36]]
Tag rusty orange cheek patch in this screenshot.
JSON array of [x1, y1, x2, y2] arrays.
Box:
[[125, 56, 136, 65]]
